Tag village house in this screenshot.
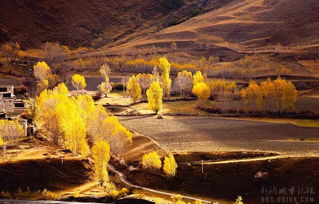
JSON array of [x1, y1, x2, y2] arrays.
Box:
[[0, 79, 30, 136]]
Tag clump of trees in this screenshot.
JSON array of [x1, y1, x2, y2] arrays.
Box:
[[146, 81, 163, 114], [126, 75, 142, 103], [72, 74, 87, 91], [0, 120, 24, 158], [35, 79, 133, 188], [192, 82, 211, 108], [208, 79, 238, 113], [92, 139, 110, 185], [142, 151, 178, 176], [159, 57, 172, 98], [193, 71, 204, 85], [33, 61, 60, 94], [136, 73, 154, 95], [163, 153, 178, 176], [98, 64, 112, 97], [142, 151, 162, 169], [173, 70, 193, 97], [241, 78, 297, 113]]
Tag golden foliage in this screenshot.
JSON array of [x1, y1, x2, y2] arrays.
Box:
[[34, 61, 52, 81], [142, 151, 162, 169], [192, 83, 211, 100], [159, 57, 172, 97], [146, 81, 163, 114], [127, 75, 142, 103], [35, 84, 89, 156], [0, 133, 3, 147], [241, 78, 297, 113], [92, 139, 110, 185], [241, 80, 264, 112], [163, 153, 178, 177], [72, 74, 87, 90], [193, 71, 204, 85], [235, 196, 244, 204], [98, 78, 112, 96], [0, 120, 24, 141]]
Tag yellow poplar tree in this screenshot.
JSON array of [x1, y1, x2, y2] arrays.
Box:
[[163, 153, 178, 177], [159, 57, 172, 97], [34, 61, 52, 80], [0, 133, 3, 147], [146, 81, 163, 114], [241, 81, 264, 112], [192, 82, 211, 108], [92, 139, 111, 185], [56, 100, 89, 156], [193, 71, 204, 85], [142, 151, 162, 169], [126, 75, 142, 103], [72, 74, 87, 90], [110, 124, 133, 160]]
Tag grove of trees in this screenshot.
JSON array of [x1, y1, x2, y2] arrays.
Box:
[[241, 78, 297, 113]]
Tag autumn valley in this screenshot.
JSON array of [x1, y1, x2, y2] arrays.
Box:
[[0, 0, 319, 204]]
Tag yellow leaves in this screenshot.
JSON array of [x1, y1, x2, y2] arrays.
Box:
[[192, 82, 211, 101], [159, 57, 172, 97], [36, 79, 49, 94], [142, 151, 162, 169], [241, 78, 297, 113], [193, 71, 204, 85], [56, 98, 89, 156], [192, 82, 211, 108], [178, 70, 192, 78], [72, 74, 87, 90], [92, 139, 110, 184], [163, 153, 178, 177], [35, 84, 90, 156], [0, 133, 3, 147], [235, 196, 244, 204], [34, 61, 52, 80], [159, 57, 171, 72], [208, 79, 237, 94], [0, 120, 24, 141], [127, 75, 142, 103], [98, 80, 112, 96], [146, 81, 163, 114], [241, 80, 263, 112], [53, 83, 69, 96]]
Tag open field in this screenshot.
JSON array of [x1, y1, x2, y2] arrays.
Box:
[[119, 116, 319, 155]]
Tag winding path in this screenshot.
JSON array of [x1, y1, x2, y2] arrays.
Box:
[[107, 163, 213, 204]]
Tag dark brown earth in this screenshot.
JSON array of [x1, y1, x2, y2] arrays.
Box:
[[123, 156, 319, 203], [0, 158, 92, 191]]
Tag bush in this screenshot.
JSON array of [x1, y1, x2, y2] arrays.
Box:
[[142, 151, 162, 169]]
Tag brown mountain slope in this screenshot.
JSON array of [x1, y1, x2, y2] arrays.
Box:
[[108, 0, 319, 51], [0, 0, 235, 49]]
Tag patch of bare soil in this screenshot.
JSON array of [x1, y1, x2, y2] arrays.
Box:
[[0, 158, 92, 192], [122, 154, 319, 203]]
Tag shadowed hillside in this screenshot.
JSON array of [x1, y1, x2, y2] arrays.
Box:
[[0, 0, 235, 49]]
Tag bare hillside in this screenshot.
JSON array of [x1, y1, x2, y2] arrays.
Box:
[[0, 0, 235, 49], [109, 0, 319, 50]]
